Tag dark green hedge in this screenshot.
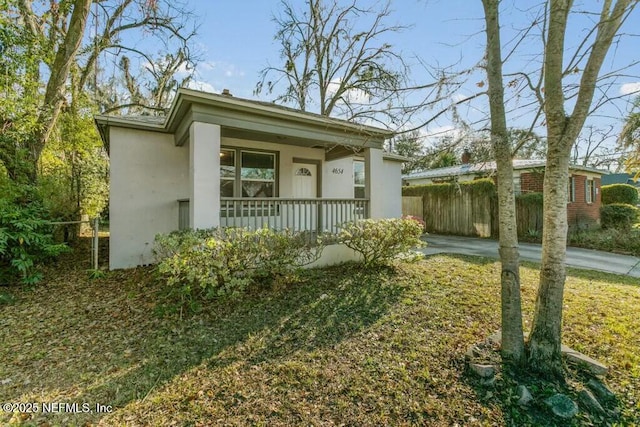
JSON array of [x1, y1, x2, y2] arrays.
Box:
[[601, 184, 639, 205], [402, 178, 496, 198], [600, 203, 639, 230], [515, 192, 543, 207]]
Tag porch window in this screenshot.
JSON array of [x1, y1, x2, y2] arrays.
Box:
[[220, 149, 235, 197], [585, 179, 595, 204], [220, 148, 277, 198], [354, 160, 365, 199], [241, 151, 275, 197]]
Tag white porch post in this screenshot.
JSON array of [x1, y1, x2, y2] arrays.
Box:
[[364, 147, 385, 219], [189, 122, 220, 229]]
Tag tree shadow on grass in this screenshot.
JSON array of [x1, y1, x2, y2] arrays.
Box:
[[2, 262, 406, 425]]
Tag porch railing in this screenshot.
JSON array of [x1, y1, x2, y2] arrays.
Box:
[[178, 198, 369, 233]]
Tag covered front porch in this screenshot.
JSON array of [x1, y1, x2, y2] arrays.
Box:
[[99, 89, 402, 269], [180, 91, 396, 234]]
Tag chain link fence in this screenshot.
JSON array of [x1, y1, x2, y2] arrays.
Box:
[[49, 218, 102, 269]]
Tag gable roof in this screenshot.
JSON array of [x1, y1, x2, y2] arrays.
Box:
[[95, 89, 394, 153], [403, 159, 605, 181]]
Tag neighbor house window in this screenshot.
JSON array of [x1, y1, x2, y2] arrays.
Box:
[[513, 175, 522, 195], [586, 179, 596, 204], [568, 176, 576, 203], [220, 148, 277, 198], [354, 160, 365, 199]]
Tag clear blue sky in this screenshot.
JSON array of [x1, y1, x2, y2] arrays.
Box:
[[182, 0, 639, 159]]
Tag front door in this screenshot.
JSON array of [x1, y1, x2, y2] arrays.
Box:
[[291, 163, 317, 231], [292, 163, 317, 198]]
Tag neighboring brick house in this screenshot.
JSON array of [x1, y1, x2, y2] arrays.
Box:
[[402, 159, 605, 226]]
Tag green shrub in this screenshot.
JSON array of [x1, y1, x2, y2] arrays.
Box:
[[0, 190, 69, 285], [338, 218, 425, 267], [516, 192, 543, 206], [403, 178, 496, 198], [600, 203, 639, 230], [568, 228, 640, 256], [154, 228, 325, 309], [402, 215, 426, 232], [601, 184, 639, 205]]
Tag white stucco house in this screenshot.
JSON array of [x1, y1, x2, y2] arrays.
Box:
[[95, 88, 405, 270]]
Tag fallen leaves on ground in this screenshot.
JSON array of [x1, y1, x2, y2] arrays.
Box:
[[0, 242, 639, 426]]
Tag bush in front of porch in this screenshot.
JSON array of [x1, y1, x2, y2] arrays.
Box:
[[154, 218, 425, 311], [154, 228, 326, 311], [339, 218, 425, 267]]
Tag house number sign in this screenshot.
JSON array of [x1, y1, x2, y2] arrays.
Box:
[[332, 168, 344, 174]]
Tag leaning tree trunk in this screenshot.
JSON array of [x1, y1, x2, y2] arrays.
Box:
[[482, 0, 525, 366], [528, 0, 634, 379], [528, 138, 573, 378], [27, 0, 92, 183]]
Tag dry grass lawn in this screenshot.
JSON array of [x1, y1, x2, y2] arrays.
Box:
[[0, 246, 639, 426]]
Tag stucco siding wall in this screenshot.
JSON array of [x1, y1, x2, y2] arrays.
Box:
[[323, 157, 355, 198], [109, 127, 189, 269], [381, 159, 402, 218]]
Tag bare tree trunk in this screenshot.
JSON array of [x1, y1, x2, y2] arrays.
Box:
[[481, 0, 525, 366], [528, 0, 635, 379], [528, 142, 573, 378]]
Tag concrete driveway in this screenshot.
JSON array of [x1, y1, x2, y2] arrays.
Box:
[[420, 234, 640, 279]]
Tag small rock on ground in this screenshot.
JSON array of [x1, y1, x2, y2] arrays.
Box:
[[544, 394, 579, 419], [468, 363, 495, 379], [587, 378, 616, 404], [578, 389, 605, 415], [562, 345, 608, 376]]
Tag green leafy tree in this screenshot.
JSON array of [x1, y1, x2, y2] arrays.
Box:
[[620, 96, 640, 174], [390, 131, 429, 174], [0, 0, 197, 183], [0, 185, 69, 285]]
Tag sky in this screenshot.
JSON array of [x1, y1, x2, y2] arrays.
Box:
[[185, 0, 489, 99], [168, 0, 640, 164]]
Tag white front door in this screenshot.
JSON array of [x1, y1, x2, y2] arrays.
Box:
[[292, 163, 317, 198], [291, 163, 317, 231]]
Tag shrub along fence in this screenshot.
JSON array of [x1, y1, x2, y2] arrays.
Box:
[[402, 179, 543, 238], [601, 183, 639, 206]]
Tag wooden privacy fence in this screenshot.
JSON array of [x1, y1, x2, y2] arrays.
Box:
[[401, 196, 423, 219], [420, 190, 493, 237], [515, 194, 544, 237], [403, 181, 543, 238]]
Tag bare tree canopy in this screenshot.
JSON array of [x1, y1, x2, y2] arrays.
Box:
[[256, 0, 440, 128]]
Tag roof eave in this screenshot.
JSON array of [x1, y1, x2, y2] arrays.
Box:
[[171, 88, 394, 139]]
